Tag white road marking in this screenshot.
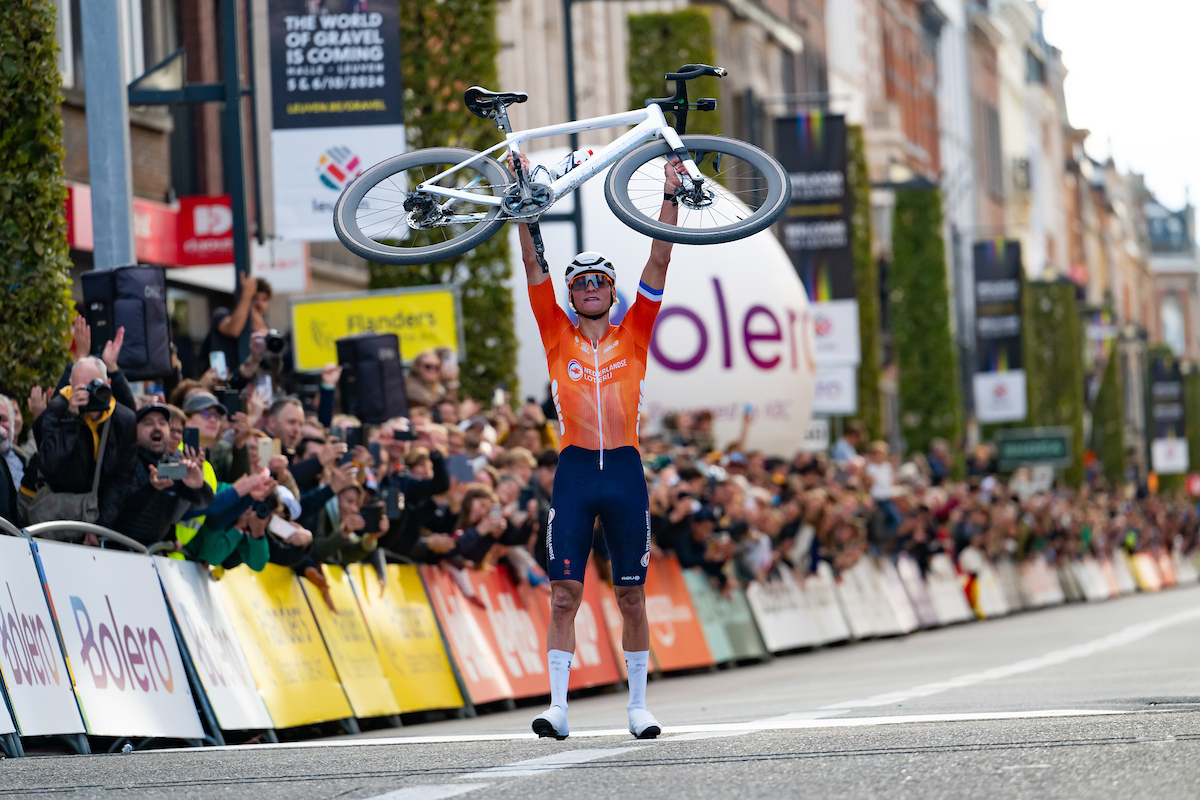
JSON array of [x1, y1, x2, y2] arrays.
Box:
[[663, 731, 755, 742], [368, 784, 491, 800], [152, 708, 1140, 755], [821, 606, 1200, 710], [456, 747, 641, 780]]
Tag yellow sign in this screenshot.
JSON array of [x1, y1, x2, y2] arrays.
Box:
[[350, 563, 464, 713], [290, 286, 460, 371], [216, 564, 352, 728], [302, 566, 401, 719]]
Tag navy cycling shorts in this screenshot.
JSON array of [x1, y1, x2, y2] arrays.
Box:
[[546, 445, 651, 586]]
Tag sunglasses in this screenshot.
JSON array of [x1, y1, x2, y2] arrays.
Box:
[[570, 274, 613, 292], [197, 407, 225, 420], [419, 362, 440, 371]]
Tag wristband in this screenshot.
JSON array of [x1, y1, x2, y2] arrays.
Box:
[[664, 192, 678, 206]]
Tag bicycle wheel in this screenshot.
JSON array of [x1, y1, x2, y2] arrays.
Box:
[[334, 147, 510, 265], [604, 135, 790, 245]]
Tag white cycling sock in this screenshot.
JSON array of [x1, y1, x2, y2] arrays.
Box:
[[548, 649, 573, 709], [625, 650, 650, 710]]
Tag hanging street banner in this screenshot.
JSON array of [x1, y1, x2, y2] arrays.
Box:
[[995, 427, 1073, 472], [0, 537, 85, 738], [36, 542, 204, 739], [290, 285, 463, 371], [1149, 356, 1185, 439], [774, 113, 858, 385], [973, 240, 1026, 423], [153, 558, 275, 732], [268, 0, 405, 241]]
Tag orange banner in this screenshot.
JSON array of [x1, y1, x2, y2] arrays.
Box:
[[421, 566, 512, 705], [644, 555, 714, 672], [464, 566, 548, 700], [518, 561, 621, 690]]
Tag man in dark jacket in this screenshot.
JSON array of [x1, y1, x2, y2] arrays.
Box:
[[112, 404, 214, 547], [376, 422, 450, 554], [22, 358, 138, 530]]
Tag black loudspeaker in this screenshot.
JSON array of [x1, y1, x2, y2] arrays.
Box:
[[335, 332, 408, 424], [79, 265, 172, 380]]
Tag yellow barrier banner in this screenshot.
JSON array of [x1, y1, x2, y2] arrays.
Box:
[[350, 563, 464, 712], [290, 285, 460, 371], [216, 564, 353, 728], [302, 566, 402, 719]]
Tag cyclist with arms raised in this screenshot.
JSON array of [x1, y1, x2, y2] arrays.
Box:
[[510, 152, 681, 740]]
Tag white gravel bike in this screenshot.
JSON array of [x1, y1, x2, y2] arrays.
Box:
[[333, 64, 791, 271]]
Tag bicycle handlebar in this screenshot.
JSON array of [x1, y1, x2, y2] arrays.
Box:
[[665, 64, 728, 81]]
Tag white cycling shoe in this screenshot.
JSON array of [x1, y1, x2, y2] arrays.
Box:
[[628, 707, 661, 739], [532, 705, 570, 740]]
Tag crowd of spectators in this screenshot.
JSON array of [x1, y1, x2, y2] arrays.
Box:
[[2, 312, 1198, 608]]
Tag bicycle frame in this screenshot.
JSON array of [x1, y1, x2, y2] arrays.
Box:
[[415, 103, 702, 212]]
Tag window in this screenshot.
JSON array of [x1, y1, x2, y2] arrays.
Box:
[[57, 0, 147, 91], [1025, 48, 1046, 85]]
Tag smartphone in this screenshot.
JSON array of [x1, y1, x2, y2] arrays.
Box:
[[492, 387, 506, 407], [208, 351, 229, 381], [344, 426, 364, 449], [182, 427, 200, 453], [490, 503, 503, 519], [330, 425, 344, 442], [380, 485, 400, 519], [360, 503, 384, 534], [257, 438, 275, 469], [157, 462, 188, 481], [219, 388, 241, 417], [392, 428, 419, 441], [368, 441, 382, 465], [267, 516, 296, 539]]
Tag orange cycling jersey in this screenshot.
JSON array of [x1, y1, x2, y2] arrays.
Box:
[[529, 278, 662, 456]]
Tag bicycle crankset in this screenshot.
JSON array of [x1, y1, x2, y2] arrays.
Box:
[[502, 183, 553, 217]]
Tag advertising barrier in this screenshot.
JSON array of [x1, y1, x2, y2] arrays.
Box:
[[1109, 550, 1139, 595], [925, 554, 975, 625], [804, 564, 852, 643], [597, 591, 629, 679], [875, 558, 921, 633], [894, 553, 939, 629], [745, 568, 821, 652], [301, 567, 402, 719], [682, 569, 767, 663], [644, 556, 714, 672], [37, 541, 204, 739], [519, 562, 621, 690], [422, 565, 513, 705], [465, 567, 548, 699], [0, 536, 85, 738], [154, 557, 274, 732], [348, 564, 463, 713], [217, 564, 353, 728]]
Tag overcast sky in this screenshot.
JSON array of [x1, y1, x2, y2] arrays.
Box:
[[1042, 0, 1197, 211]]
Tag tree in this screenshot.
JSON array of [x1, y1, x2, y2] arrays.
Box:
[[370, 0, 516, 402], [1023, 279, 1085, 487], [0, 0, 74, 410], [848, 126, 881, 440], [889, 187, 962, 457]]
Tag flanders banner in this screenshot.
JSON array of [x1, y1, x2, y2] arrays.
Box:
[[36, 541, 204, 739], [217, 564, 352, 728], [0, 537, 85, 738], [301, 566, 401, 719], [290, 285, 460, 371], [644, 556, 714, 672], [349, 564, 462, 713], [421, 565, 513, 705], [154, 558, 274, 732]]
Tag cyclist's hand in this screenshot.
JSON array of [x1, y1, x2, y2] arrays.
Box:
[[664, 157, 683, 194], [505, 151, 531, 178]]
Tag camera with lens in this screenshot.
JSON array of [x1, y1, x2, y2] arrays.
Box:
[[82, 378, 113, 413], [252, 499, 273, 519], [265, 329, 287, 354]]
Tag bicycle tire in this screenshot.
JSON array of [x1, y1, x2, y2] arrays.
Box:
[[604, 135, 790, 245], [333, 147, 510, 265]]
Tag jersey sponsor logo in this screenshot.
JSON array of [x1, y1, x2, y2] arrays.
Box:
[[546, 508, 555, 561], [621, 576, 640, 582], [640, 551, 650, 569], [567, 360, 584, 381], [580, 358, 627, 385], [603, 339, 620, 354]]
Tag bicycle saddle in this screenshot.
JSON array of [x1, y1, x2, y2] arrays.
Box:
[[464, 86, 528, 118]]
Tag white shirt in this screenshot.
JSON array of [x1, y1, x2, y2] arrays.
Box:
[[865, 460, 896, 500]]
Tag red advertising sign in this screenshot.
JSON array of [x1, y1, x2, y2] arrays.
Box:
[[465, 566, 549, 700], [64, 183, 178, 265], [421, 566, 511, 705], [518, 561, 621, 690], [177, 195, 234, 265], [644, 555, 715, 672], [1187, 473, 1200, 497]]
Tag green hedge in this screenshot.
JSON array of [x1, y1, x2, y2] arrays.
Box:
[[889, 187, 961, 456], [627, 10, 721, 136], [0, 0, 74, 410], [1186, 369, 1200, 479], [1023, 280, 1085, 487], [848, 126, 881, 441], [370, 0, 516, 402], [1091, 343, 1125, 486]]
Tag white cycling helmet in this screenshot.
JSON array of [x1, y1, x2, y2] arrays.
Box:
[[564, 251, 616, 286]]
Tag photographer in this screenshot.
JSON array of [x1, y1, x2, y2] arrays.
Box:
[[186, 473, 311, 571], [311, 483, 389, 566], [112, 404, 213, 548], [375, 419, 450, 539], [201, 274, 271, 378], [20, 357, 137, 531]]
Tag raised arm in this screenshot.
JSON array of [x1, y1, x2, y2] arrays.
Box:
[[639, 159, 682, 292], [506, 152, 552, 287]]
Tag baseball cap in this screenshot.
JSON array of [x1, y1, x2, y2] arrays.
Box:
[[136, 403, 171, 423], [183, 393, 226, 415]]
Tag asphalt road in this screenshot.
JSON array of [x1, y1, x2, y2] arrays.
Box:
[[5, 584, 1200, 800]]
